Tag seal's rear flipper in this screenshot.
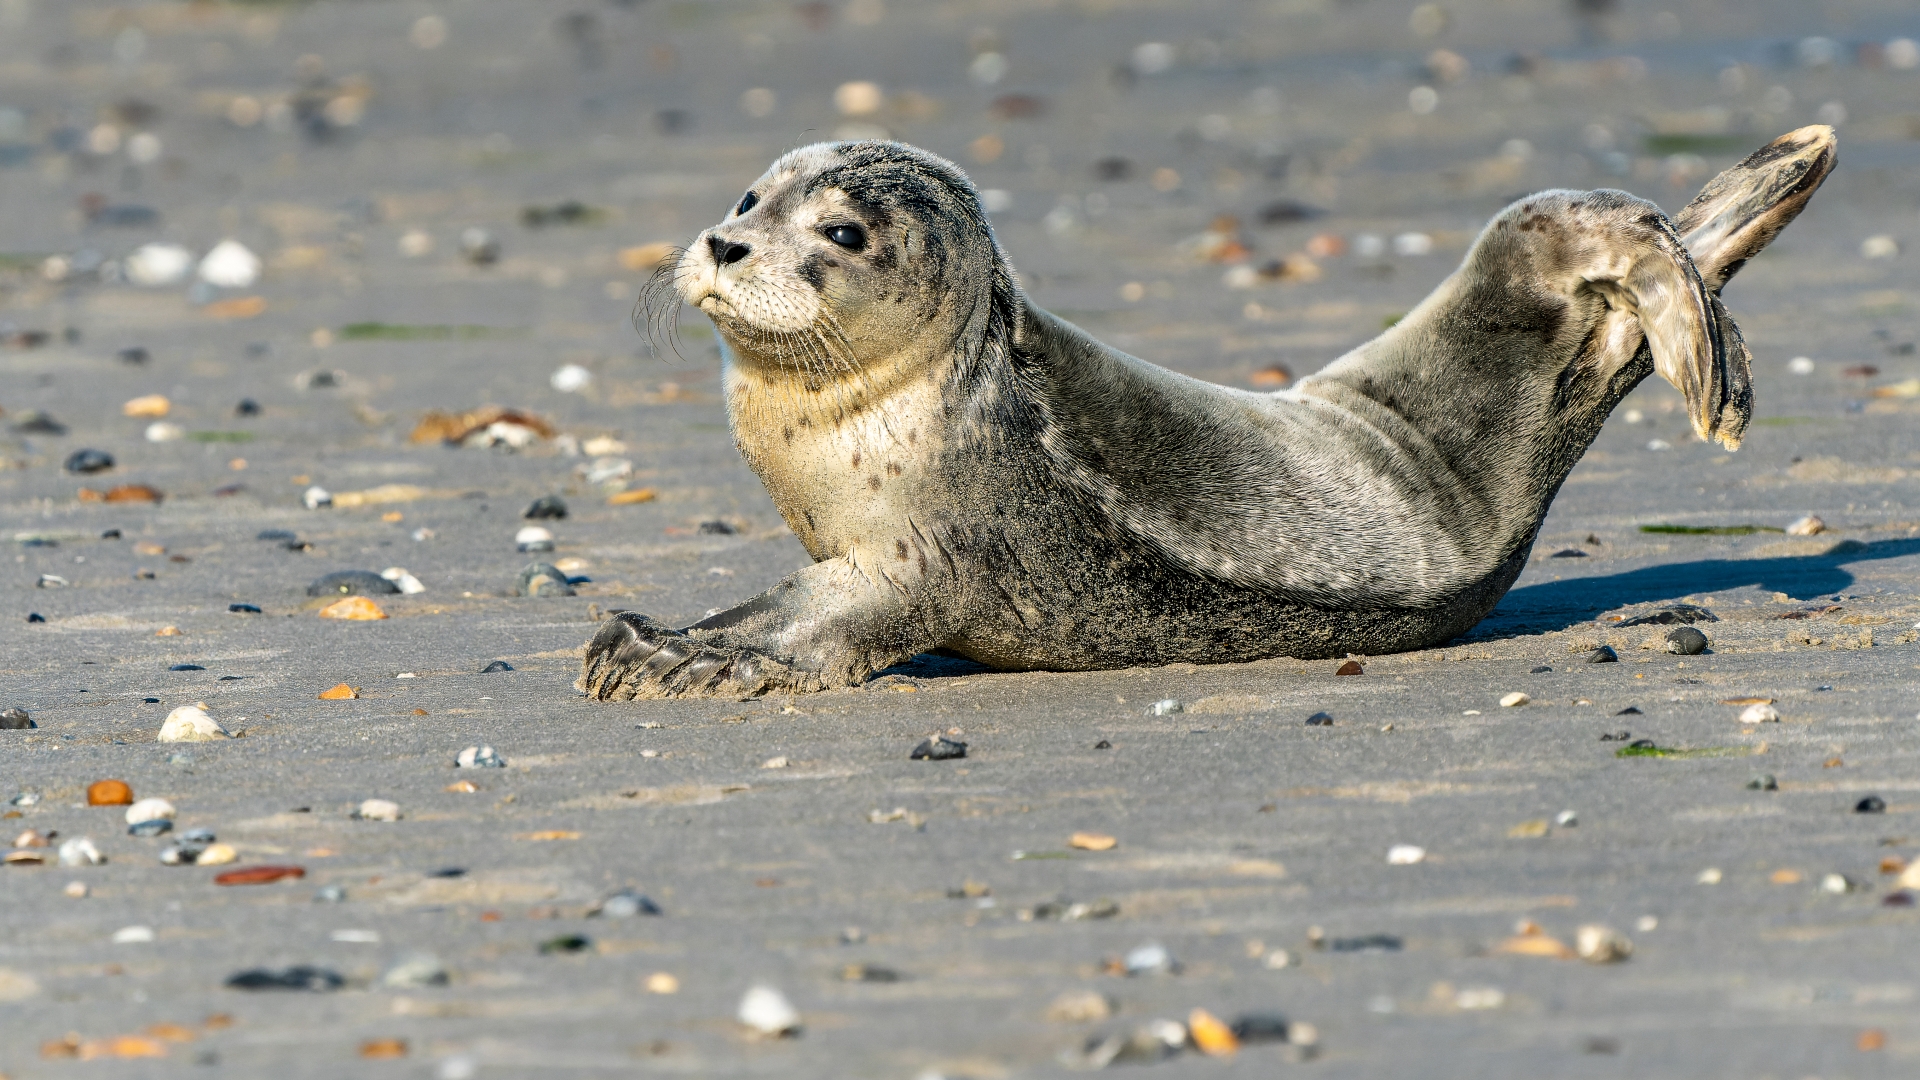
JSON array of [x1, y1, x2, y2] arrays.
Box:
[[1675, 125, 1837, 294]]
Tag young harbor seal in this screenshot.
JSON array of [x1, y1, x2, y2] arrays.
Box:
[[583, 127, 1836, 700]]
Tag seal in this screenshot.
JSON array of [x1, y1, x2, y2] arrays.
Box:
[[584, 127, 1835, 700]]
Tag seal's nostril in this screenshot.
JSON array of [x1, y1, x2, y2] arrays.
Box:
[[708, 235, 751, 266]]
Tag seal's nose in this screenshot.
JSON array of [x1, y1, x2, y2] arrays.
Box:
[[708, 235, 751, 266]]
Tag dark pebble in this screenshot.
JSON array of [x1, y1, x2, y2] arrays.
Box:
[[1550, 548, 1587, 558], [1619, 604, 1718, 627], [1664, 626, 1709, 655], [1257, 199, 1323, 225], [11, 410, 67, 435], [100, 528, 121, 539], [1329, 934, 1402, 953], [235, 398, 261, 416], [229, 603, 262, 614], [910, 735, 967, 761], [1305, 712, 1333, 726], [0, 707, 33, 730], [517, 562, 575, 597], [182, 828, 216, 843], [1530, 665, 1552, 673], [480, 660, 514, 673], [1093, 739, 1112, 749], [1746, 774, 1778, 791], [840, 963, 903, 983], [1856, 795, 1887, 814], [169, 664, 204, 671], [1599, 731, 1631, 741], [523, 494, 568, 520], [1587, 645, 1619, 663], [143, 697, 159, 704], [1230, 1014, 1290, 1044], [1883, 891, 1915, 908], [538, 934, 592, 954], [128, 819, 172, 837], [1627, 739, 1658, 750], [697, 519, 737, 535], [1615, 706, 1643, 715], [63, 448, 113, 474], [26, 613, 45, 623], [306, 570, 400, 598], [225, 966, 345, 992], [117, 346, 150, 365], [218, 675, 242, 681], [591, 889, 662, 917], [429, 867, 467, 878], [1334, 660, 1363, 676]]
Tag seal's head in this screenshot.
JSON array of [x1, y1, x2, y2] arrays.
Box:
[[653, 141, 1015, 378]]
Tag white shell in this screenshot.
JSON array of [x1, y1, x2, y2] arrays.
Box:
[[158, 704, 230, 743], [356, 798, 401, 822], [381, 567, 426, 594], [737, 984, 801, 1035], [198, 239, 262, 288], [1387, 844, 1426, 865], [1738, 702, 1780, 723], [124, 798, 176, 825], [550, 364, 593, 393], [124, 243, 194, 287]]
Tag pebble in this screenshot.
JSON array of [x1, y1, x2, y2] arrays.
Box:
[[111, 926, 155, 944], [196, 843, 237, 866], [1575, 925, 1633, 963], [539, 934, 592, 954], [523, 494, 569, 520], [198, 240, 262, 288], [1856, 795, 1887, 814], [0, 707, 31, 730], [456, 745, 505, 768], [1665, 627, 1709, 655], [158, 843, 202, 864], [124, 242, 194, 286], [1698, 867, 1723, 884], [1739, 703, 1780, 723], [308, 570, 400, 597], [319, 597, 387, 620], [1499, 692, 1530, 707], [1747, 773, 1778, 790], [1188, 1008, 1239, 1057], [1263, 949, 1293, 969], [64, 881, 89, 898], [480, 660, 514, 673], [355, 799, 401, 822], [738, 984, 802, 1036], [1820, 873, 1855, 894], [517, 562, 575, 597], [1334, 659, 1364, 676], [1069, 832, 1117, 851], [761, 756, 790, 769], [57, 837, 103, 866], [1046, 990, 1115, 1023], [1147, 698, 1183, 716], [910, 735, 967, 760], [645, 972, 680, 994], [380, 568, 425, 594], [230, 603, 263, 614], [1305, 711, 1333, 726], [314, 885, 347, 903], [214, 864, 306, 885], [1123, 942, 1175, 975], [125, 798, 175, 826], [122, 394, 170, 418], [87, 779, 134, 806], [318, 682, 360, 699], [381, 952, 450, 988], [550, 364, 593, 393], [303, 485, 333, 509], [158, 705, 230, 742], [459, 227, 501, 265], [1387, 844, 1426, 865], [515, 525, 556, 552], [1786, 514, 1827, 536], [226, 966, 344, 992], [592, 889, 662, 917], [64, 449, 114, 474]]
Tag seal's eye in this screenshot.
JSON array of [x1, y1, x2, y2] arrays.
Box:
[[735, 191, 758, 216], [823, 224, 867, 251]]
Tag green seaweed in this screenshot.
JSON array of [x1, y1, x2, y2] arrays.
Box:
[[1616, 744, 1748, 759], [338, 322, 518, 341], [1639, 524, 1784, 536], [187, 431, 255, 443], [1642, 133, 1751, 155]]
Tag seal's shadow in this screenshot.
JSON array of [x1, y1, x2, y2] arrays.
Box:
[[1474, 537, 1920, 637]]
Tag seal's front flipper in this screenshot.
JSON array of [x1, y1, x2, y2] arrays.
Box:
[[579, 612, 823, 701], [1675, 125, 1837, 294]]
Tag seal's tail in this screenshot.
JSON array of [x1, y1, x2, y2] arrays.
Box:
[[1663, 126, 1836, 450]]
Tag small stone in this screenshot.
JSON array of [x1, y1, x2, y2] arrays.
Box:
[[307, 570, 400, 597], [1739, 703, 1780, 723], [230, 603, 263, 614], [381, 952, 449, 988], [1574, 924, 1633, 963], [1530, 665, 1553, 673], [88, 779, 134, 805], [1786, 514, 1827, 536], [1587, 645, 1619, 663], [158, 705, 230, 742], [1069, 832, 1117, 851], [1046, 989, 1114, 1023], [355, 798, 401, 822], [196, 843, 237, 866], [1335, 659, 1364, 676], [65, 448, 115, 474], [380, 568, 425, 594], [910, 735, 967, 760], [317, 682, 360, 700], [1305, 711, 1333, 726], [37, 573, 69, 587], [1387, 844, 1426, 865], [314, 885, 347, 903], [550, 364, 593, 393], [1500, 692, 1531, 707], [738, 984, 801, 1036], [1743, 771, 1778, 791], [302, 485, 333, 509], [225, 965, 344, 991], [517, 562, 575, 597], [58, 837, 103, 866], [1263, 949, 1293, 969], [515, 525, 556, 552], [1188, 1008, 1239, 1056], [445, 779, 478, 793], [64, 880, 89, 898], [125, 798, 175, 826], [1555, 809, 1578, 826], [198, 240, 262, 288], [360, 1039, 408, 1060], [122, 393, 171, 418], [213, 864, 305, 886], [1147, 698, 1183, 716], [1232, 1013, 1294, 1045], [524, 494, 569, 520], [1664, 626, 1709, 655], [168, 662, 202, 670], [111, 925, 156, 944], [1820, 872, 1855, 894], [1856, 795, 1887, 814], [761, 756, 789, 769], [480, 660, 514, 674], [645, 972, 679, 994], [1123, 942, 1175, 975], [129, 819, 173, 837], [456, 745, 505, 768], [319, 597, 387, 620], [593, 889, 663, 917], [0, 707, 31, 730], [459, 227, 500, 265]]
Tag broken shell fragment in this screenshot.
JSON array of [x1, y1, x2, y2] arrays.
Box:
[[1574, 924, 1633, 963], [158, 705, 230, 743]]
